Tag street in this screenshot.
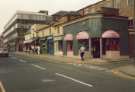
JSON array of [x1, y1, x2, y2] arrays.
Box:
[[0, 56, 135, 92]]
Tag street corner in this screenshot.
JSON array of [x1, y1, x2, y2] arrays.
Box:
[[111, 68, 135, 80], [0, 81, 6, 92]]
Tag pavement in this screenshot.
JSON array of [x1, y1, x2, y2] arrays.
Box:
[[15, 52, 135, 79]]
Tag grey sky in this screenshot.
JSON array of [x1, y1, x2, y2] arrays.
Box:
[[0, 0, 100, 34]]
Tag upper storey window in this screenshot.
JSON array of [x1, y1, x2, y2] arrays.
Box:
[[127, 0, 134, 8], [114, 0, 121, 9], [84, 8, 89, 15]]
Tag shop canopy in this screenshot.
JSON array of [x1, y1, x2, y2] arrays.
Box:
[[24, 38, 38, 44], [76, 31, 89, 40], [64, 34, 73, 41], [24, 39, 33, 44], [102, 30, 120, 38]]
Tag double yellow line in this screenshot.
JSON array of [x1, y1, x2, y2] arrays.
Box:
[[0, 81, 6, 92]]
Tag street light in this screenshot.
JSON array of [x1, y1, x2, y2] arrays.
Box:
[[133, 0, 135, 33], [133, 0, 135, 59]]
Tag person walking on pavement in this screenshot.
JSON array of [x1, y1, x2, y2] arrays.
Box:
[[31, 45, 34, 54], [79, 45, 85, 61], [37, 45, 40, 55]]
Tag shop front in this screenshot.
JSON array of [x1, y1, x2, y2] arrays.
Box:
[[64, 34, 73, 57], [39, 37, 47, 54], [54, 36, 63, 56], [101, 30, 120, 59], [47, 36, 54, 55], [63, 13, 129, 60], [23, 38, 40, 53], [76, 31, 90, 58]]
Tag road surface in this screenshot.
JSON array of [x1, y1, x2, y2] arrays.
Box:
[[0, 56, 135, 92]]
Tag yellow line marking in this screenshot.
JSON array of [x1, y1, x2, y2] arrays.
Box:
[[112, 70, 135, 80], [0, 81, 6, 92]]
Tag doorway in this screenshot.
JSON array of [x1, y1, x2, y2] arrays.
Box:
[[91, 38, 100, 58], [47, 39, 54, 55]]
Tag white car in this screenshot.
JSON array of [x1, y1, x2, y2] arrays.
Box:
[[0, 48, 9, 57]]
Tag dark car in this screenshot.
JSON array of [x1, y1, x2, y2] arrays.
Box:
[[0, 48, 9, 57]]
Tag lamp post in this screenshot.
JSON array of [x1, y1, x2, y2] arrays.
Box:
[[130, 0, 135, 60], [133, 0, 135, 59], [133, 0, 135, 32]]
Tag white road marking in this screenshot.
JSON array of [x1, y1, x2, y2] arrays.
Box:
[[0, 81, 6, 92], [42, 79, 55, 83], [19, 59, 27, 63], [55, 73, 93, 87], [31, 64, 46, 70]]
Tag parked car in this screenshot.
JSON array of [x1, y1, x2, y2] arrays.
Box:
[[0, 48, 9, 57]]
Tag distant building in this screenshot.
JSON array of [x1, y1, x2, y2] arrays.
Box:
[[3, 10, 52, 52], [0, 35, 4, 48]]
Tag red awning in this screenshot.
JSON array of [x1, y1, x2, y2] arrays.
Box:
[[64, 34, 73, 41], [102, 30, 120, 38], [76, 32, 89, 40]]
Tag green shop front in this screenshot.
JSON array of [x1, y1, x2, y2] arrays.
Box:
[[63, 13, 129, 59], [39, 36, 54, 55]]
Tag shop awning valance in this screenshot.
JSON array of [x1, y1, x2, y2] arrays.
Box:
[[76, 31, 89, 40], [24, 39, 33, 44], [102, 30, 120, 38], [24, 38, 38, 44], [64, 34, 73, 41]]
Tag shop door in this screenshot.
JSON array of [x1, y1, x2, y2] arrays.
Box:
[[47, 39, 54, 55], [91, 38, 100, 58]]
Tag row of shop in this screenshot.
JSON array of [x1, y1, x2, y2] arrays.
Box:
[[23, 12, 129, 59], [24, 35, 63, 56], [63, 13, 129, 59], [63, 31, 120, 59]]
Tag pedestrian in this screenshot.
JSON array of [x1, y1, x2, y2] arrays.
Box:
[[79, 45, 85, 61], [37, 45, 40, 55], [31, 45, 34, 54]]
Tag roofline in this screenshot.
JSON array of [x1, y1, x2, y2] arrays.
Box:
[[77, 0, 103, 12], [4, 10, 49, 31], [64, 13, 128, 27]]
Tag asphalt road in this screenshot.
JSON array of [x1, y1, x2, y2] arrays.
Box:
[[0, 56, 135, 92]]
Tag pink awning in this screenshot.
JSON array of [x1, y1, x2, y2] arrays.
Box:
[[76, 32, 89, 40], [64, 34, 73, 41], [102, 30, 120, 38]]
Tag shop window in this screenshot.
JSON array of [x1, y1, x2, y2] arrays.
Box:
[[114, 0, 121, 8], [57, 27, 60, 34], [84, 8, 89, 15], [128, 20, 133, 29], [67, 41, 73, 51], [105, 38, 120, 51], [78, 39, 89, 51], [127, 0, 134, 7]]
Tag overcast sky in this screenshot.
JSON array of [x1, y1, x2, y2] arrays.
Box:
[[0, 0, 100, 34]]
